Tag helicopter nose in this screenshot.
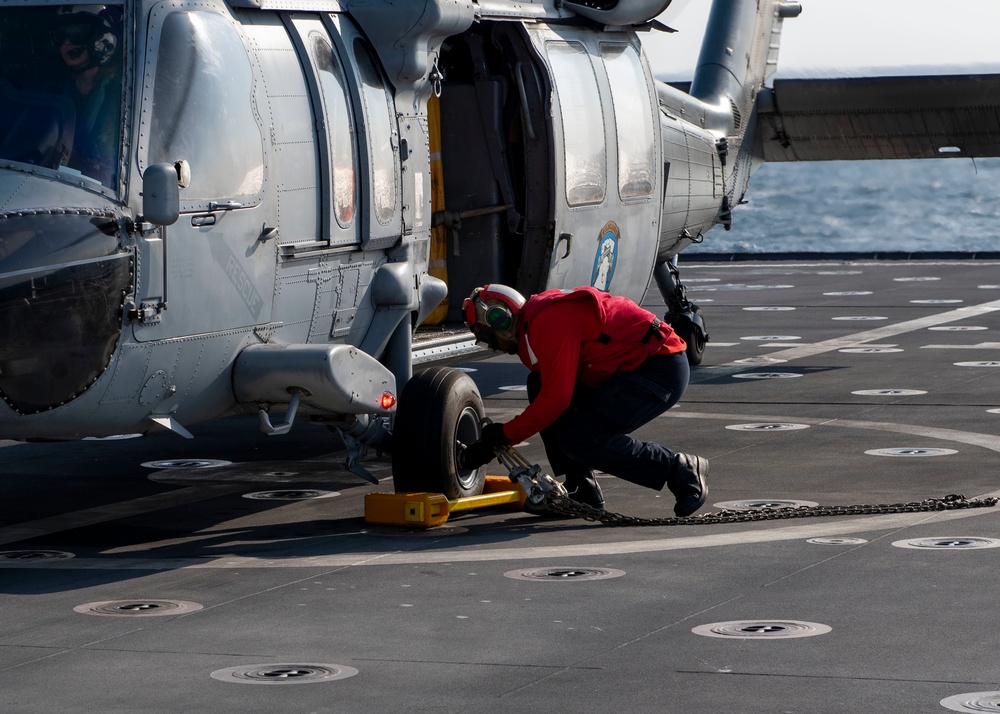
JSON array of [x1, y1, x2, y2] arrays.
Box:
[[0, 208, 129, 415]]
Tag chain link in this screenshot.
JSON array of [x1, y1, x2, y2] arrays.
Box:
[[534, 493, 999, 526], [493, 438, 998, 526]]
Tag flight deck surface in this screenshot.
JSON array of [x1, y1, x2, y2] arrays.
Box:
[[2, 258, 1000, 713]]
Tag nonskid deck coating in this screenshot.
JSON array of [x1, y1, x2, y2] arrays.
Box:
[[1, 259, 999, 714]]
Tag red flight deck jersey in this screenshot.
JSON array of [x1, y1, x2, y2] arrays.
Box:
[[502, 287, 686, 444]]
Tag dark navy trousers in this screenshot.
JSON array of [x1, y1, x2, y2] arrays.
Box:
[[526, 352, 690, 491]]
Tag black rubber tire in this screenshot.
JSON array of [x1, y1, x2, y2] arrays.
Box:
[[391, 366, 486, 498], [675, 316, 707, 366]]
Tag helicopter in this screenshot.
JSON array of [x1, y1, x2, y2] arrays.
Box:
[[0, 0, 995, 500]]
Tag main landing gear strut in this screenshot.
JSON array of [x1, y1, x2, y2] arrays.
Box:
[[654, 259, 709, 366]]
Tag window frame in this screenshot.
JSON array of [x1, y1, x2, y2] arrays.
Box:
[[0, 3, 130, 195], [350, 35, 400, 229], [287, 14, 360, 247], [317, 15, 402, 251], [545, 40, 608, 208], [600, 41, 656, 202]]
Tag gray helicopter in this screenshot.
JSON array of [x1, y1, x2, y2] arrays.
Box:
[[0, 0, 994, 500]]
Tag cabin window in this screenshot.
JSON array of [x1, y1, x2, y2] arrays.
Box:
[[545, 41, 606, 207], [146, 10, 264, 201], [306, 30, 357, 230], [0, 5, 125, 189], [353, 38, 397, 225], [601, 44, 655, 199]]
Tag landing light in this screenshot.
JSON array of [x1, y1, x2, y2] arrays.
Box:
[[381, 392, 397, 410], [937, 146, 962, 154]]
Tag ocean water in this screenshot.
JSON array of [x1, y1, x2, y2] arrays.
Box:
[[685, 157, 1000, 254]]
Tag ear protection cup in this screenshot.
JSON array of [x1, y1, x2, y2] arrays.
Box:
[[52, 5, 120, 67], [461, 295, 478, 327], [462, 284, 525, 354]]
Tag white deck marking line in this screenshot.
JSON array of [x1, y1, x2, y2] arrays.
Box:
[[685, 261, 1000, 270], [8, 500, 1000, 570], [922, 343, 1000, 349], [0, 484, 245, 547], [665, 411, 1000, 453], [11, 408, 1000, 570], [725, 298, 1000, 365]]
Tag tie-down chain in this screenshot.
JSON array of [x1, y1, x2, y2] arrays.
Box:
[[494, 443, 998, 527]]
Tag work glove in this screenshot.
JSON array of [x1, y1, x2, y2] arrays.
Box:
[[459, 422, 510, 470]]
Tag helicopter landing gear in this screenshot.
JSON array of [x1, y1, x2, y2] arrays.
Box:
[[391, 366, 487, 498], [654, 259, 709, 366]]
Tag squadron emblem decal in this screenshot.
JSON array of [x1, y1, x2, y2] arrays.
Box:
[[591, 221, 619, 292]]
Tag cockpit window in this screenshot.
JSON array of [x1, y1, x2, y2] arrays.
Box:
[[0, 5, 124, 188]]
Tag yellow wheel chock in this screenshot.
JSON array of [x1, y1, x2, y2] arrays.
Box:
[[365, 475, 528, 528]]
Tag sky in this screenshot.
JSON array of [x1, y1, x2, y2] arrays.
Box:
[[643, 0, 1000, 80]]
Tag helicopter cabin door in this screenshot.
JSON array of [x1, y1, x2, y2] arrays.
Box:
[[523, 24, 661, 303], [133, 4, 285, 341]]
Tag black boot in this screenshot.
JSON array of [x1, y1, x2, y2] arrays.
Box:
[[564, 471, 605, 510], [667, 453, 708, 517]]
